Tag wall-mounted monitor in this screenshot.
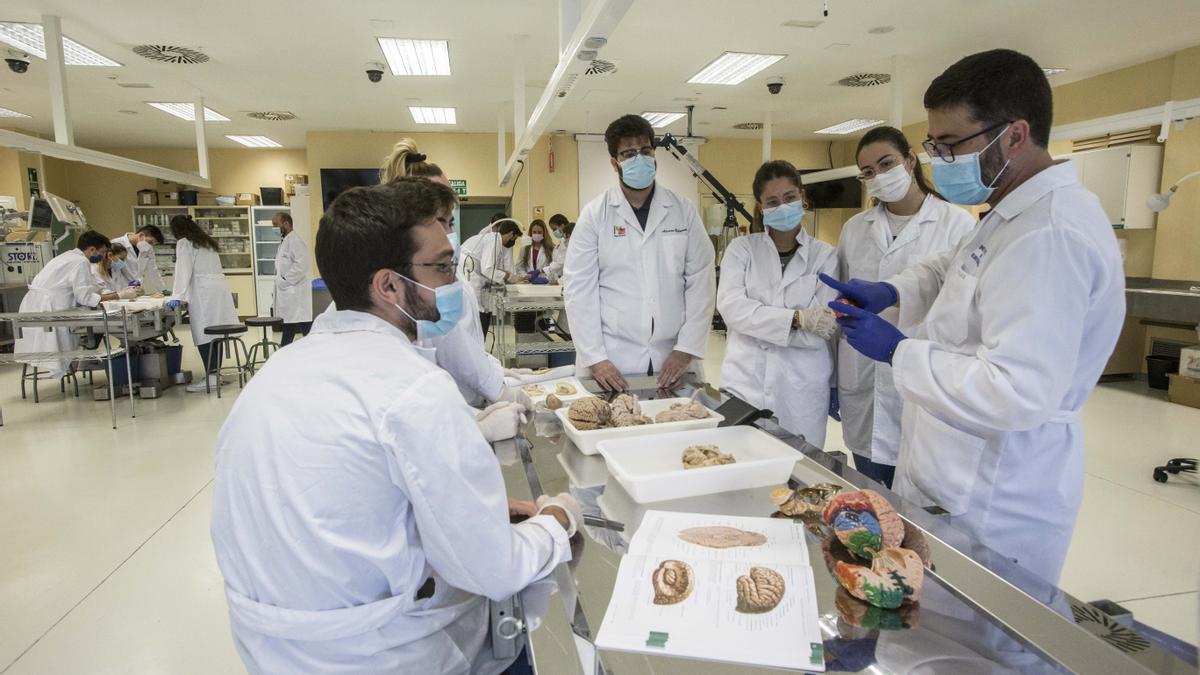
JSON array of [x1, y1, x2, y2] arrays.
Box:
[[801, 174, 863, 209], [320, 168, 383, 211]]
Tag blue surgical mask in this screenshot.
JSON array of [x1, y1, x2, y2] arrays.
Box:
[[88, 253, 103, 263], [929, 126, 1011, 205], [619, 154, 656, 190], [112, 260, 127, 271], [552, 230, 563, 239], [446, 231, 460, 255], [761, 201, 805, 232], [392, 273, 464, 339]]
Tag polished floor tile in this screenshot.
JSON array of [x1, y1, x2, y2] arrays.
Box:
[[1118, 592, 1200, 645]]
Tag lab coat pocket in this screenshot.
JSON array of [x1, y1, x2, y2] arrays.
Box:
[[925, 266, 977, 347], [660, 231, 688, 276], [908, 406, 985, 516]]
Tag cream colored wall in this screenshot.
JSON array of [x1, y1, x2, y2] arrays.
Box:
[[0, 148, 22, 208], [1151, 46, 1200, 280]]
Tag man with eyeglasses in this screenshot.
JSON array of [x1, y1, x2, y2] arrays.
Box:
[[821, 49, 1124, 584], [212, 178, 580, 674], [563, 114, 716, 391]]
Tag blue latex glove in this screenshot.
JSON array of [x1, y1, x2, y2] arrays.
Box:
[[829, 388, 841, 421], [818, 273, 898, 314], [531, 275, 550, 285], [165, 299, 181, 310], [832, 301, 906, 364]]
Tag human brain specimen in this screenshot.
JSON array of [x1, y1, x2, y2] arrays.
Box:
[[654, 399, 709, 424], [735, 566, 786, 614], [651, 560, 695, 605], [681, 444, 736, 469], [567, 397, 612, 430]]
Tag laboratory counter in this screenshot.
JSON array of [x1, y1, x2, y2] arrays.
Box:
[[500, 377, 1195, 675]]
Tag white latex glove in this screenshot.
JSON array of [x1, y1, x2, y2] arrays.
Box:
[[497, 384, 534, 411], [117, 287, 140, 300], [505, 367, 538, 376], [535, 492, 584, 537], [475, 401, 527, 443], [796, 306, 837, 340]]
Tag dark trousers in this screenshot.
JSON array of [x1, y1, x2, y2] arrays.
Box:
[[197, 342, 223, 375], [852, 453, 896, 489], [480, 312, 493, 338], [280, 321, 312, 347]]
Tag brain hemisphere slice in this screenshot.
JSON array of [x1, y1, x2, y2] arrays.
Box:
[[736, 566, 786, 614]]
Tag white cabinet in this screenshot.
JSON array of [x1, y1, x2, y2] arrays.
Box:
[[1069, 145, 1163, 229]]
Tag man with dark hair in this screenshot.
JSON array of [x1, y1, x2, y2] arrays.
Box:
[[16, 230, 138, 377], [112, 223, 166, 294], [822, 48, 1124, 583], [212, 178, 579, 673], [564, 114, 716, 391], [271, 211, 313, 346]]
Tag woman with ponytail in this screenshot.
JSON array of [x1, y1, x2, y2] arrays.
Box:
[[170, 214, 238, 392]]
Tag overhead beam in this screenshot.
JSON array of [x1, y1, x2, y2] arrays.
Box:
[[513, 35, 527, 139], [762, 110, 772, 162], [499, 0, 634, 187], [194, 97, 210, 180], [42, 15, 73, 146], [0, 130, 213, 188]]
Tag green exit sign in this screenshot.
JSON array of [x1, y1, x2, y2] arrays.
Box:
[[449, 179, 467, 195]]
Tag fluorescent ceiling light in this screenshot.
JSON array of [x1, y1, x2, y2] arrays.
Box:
[[1042, 67, 1068, 76], [641, 112, 686, 128], [815, 118, 885, 135], [0, 22, 121, 66], [146, 102, 229, 122], [377, 38, 451, 76], [687, 51, 785, 85], [226, 135, 282, 148], [0, 105, 31, 118], [409, 106, 456, 125]]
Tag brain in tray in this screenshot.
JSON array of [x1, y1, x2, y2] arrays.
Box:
[[681, 444, 735, 469], [567, 397, 612, 430], [654, 399, 709, 423]]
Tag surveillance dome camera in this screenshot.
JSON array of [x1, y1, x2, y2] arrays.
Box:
[[5, 51, 31, 74], [766, 76, 784, 95], [365, 62, 385, 83]]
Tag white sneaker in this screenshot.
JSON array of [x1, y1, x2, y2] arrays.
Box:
[[186, 374, 221, 393]]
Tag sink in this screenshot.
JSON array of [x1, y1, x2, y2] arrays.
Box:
[[1125, 280, 1200, 325]]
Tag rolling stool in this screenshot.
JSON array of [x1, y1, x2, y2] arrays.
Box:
[[244, 316, 284, 375], [203, 325, 251, 398], [20, 364, 79, 403]]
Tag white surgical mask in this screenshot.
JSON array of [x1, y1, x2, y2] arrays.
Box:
[[866, 163, 913, 203]]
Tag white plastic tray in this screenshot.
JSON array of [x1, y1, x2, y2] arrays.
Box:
[[554, 397, 723, 455], [521, 376, 589, 405], [505, 284, 562, 298], [596, 426, 799, 503]]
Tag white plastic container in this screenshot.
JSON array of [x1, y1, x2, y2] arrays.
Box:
[[522, 377, 589, 406], [505, 284, 562, 298], [555, 397, 723, 455], [596, 426, 799, 503]]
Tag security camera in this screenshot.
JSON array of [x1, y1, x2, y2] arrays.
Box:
[[5, 50, 30, 74], [365, 61, 385, 83], [766, 76, 784, 95]]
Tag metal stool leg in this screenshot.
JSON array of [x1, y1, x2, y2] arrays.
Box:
[[246, 343, 261, 375], [33, 366, 39, 403], [20, 364, 27, 400], [205, 340, 216, 395]]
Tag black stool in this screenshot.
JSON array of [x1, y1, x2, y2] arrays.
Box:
[[203, 324, 250, 398], [244, 316, 284, 375]]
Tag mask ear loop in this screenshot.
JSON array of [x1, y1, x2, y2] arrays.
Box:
[[981, 125, 1013, 189]]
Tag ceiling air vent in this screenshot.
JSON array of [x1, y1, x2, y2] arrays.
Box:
[[733, 122, 763, 130], [132, 44, 210, 64], [584, 59, 617, 76], [248, 111, 298, 122], [838, 72, 891, 87]]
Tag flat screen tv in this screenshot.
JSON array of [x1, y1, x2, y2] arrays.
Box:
[[320, 168, 383, 211], [801, 175, 863, 209]]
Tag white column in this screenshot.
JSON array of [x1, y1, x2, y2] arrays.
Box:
[[762, 110, 773, 162], [559, 0, 581, 58], [194, 97, 209, 181], [889, 55, 903, 129], [497, 104, 507, 182], [513, 35, 527, 142], [42, 15, 73, 146]]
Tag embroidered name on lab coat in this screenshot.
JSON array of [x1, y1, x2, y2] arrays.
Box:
[[963, 243, 988, 272], [660, 227, 688, 235]]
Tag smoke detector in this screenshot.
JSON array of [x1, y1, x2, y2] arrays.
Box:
[[248, 111, 298, 122], [132, 45, 210, 64], [584, 59, 617, 76], [733, 122, 764, 130], [838, 72, 891, 87]]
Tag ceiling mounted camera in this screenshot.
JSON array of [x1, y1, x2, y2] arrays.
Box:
[[365, 61, 385, 83], [6, 50, 31, 74], [766, 76, 784, 95]]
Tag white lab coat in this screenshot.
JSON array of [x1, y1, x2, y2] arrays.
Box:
[[172, 239, 238, 346], [92, 263, 135, 294], [273, 231, 312, 323], [14, 248, 102, 377], [514, 243, 557, 280], [112, 234, 165, 295], [211, 308, 570, 675], [421, 282, 506, 406], [717, 230, 838, 447], [459, 231, 514, 301], [563, 184, 716, 376], [544, 237, 568, 281], [886, 161, 1124, 583], [836, 196, 976, 465]]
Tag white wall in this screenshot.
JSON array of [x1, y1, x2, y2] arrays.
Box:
[[576, 136, 702, 210]]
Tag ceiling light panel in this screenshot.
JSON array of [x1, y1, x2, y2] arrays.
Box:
[[226, 135, 282, 148], [815, 118, 885, 135], [409, 106, 456, 125], [146, 102, 229, 122], [377, 38, 451, 76], [0, 22, 121, 66], [1042, 67, 1068, 76], [641, 112, 686, 128], [0, 105, 31, 118], [688, 52, 785, 85]]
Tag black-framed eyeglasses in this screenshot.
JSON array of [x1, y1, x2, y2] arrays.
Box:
[[616, 146, 656, 161], [922, 120, 1012, 163], [856, 153, 901, 182], [396, 258, 459, 276]]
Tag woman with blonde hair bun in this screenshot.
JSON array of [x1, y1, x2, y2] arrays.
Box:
[[381, 138, 438, 183]]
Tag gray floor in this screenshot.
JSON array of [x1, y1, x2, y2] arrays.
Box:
[[0, 330, 1196, 673]]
